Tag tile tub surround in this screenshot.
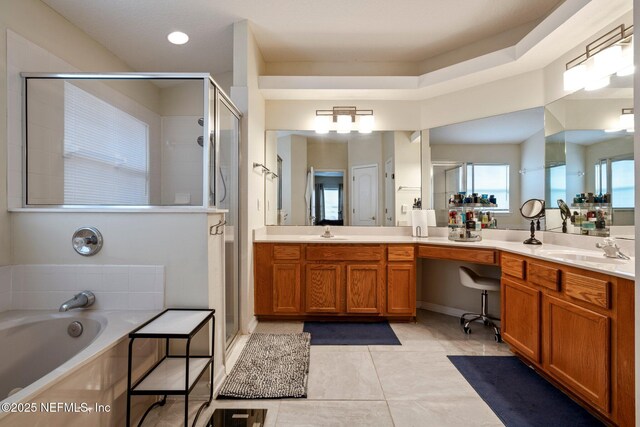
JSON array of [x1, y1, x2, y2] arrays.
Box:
[[0, 266, 11, 312], [5, 265, 164, 311]]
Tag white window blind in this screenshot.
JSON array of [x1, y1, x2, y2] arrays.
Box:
[[64, 82, 149, 205]]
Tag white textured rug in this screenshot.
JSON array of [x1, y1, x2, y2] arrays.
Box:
[[217, 333, 311, 399]]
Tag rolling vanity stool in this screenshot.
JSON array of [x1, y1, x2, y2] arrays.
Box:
[[458, 266, 502, 342]]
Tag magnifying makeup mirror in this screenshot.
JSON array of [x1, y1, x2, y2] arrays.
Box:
[[520, 199, 545, 245], [557, 199, 572, 234]]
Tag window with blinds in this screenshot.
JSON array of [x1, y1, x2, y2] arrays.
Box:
[[63, 82, 149, 205]]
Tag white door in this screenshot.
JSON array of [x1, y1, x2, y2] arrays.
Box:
[[384, 158, 394, 226], [351, 164, 378, 226]]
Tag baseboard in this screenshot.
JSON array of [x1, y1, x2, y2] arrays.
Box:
[[214, 365, 226, 394], [418, 301, 468, 318], [247, 316, 258, 333]]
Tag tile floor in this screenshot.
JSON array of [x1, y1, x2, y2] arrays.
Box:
[[146, 310, 511, 426]]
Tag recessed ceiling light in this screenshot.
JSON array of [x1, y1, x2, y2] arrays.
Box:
[[167, 31, 189, 45]]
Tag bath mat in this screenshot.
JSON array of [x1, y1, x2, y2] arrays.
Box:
[[217, 333, 310, 399], [448, 356, 604, 427], [303, 321, 401, 345]]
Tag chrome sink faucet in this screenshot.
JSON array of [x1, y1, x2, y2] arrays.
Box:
[[321, 226, 334, 238], [596, 238, 630, 260], [59, 291, 96, 312]]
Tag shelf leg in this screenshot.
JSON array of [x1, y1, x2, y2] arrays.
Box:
[[126, 338, 134, 427]]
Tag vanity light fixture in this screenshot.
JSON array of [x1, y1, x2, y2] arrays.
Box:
[[563, 24, 633, 92], [314, 106, 375, 134], [167, 31, 189, 45]]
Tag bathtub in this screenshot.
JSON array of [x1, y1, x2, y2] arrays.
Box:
[[0, 310, 159, 425]]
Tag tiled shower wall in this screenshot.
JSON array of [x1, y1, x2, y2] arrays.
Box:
[[0, 265, 164, 312]]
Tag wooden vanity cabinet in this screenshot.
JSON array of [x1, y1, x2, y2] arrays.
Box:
[[254, 243, 415, 319], [387, 245, 416, 315], [500, 252, 635, 426]]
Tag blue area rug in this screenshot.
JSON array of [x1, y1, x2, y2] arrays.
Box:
[[448, 356, 604, 427], [303, 321, 401, 345]]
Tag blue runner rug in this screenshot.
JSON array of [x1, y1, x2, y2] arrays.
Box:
[[448, 356, 604, 427], [303, 321, 401, 345]]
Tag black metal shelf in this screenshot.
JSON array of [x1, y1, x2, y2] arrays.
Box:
[[126, 308, 215, 427]]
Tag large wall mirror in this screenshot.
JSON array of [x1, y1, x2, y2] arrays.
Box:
[[544, 73, 634, 239], [264, 130, 421, 226], [429, 107, 545, 230]]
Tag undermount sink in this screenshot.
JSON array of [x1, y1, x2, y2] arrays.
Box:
[[539, 250, 628, 265], [300, 235, 350, 241]]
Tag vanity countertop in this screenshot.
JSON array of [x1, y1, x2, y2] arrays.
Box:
[[254, 233, 635, 280]]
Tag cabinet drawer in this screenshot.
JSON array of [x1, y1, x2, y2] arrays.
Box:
[[418, 245, 496, 265], [502, 254, 526, 280], [528, 262, 560, 291], [273, 245, 301, 260], [388, 246, 415, 262], [565, 273, 610, 309], [306, 245, 383, 261]]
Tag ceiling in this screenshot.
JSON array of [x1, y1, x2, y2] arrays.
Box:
[[41, 0, 564, 76], [430, 107, 544, 145]]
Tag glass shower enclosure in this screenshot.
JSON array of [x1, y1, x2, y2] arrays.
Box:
[[22, 72, 242, 346]]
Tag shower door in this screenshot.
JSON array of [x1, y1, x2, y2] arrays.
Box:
[[215, 87, 241, 347]]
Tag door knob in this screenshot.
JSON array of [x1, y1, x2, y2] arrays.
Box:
[[371, 216, 376, 220]]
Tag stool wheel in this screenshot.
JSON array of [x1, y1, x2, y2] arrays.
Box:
[[494, 333, 502, 343], [463, 325, 471, 334]]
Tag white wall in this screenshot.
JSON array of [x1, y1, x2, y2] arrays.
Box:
[[276, 136, 292, 225], [264, 131, 278, 225], [231, 20, 266, 335], [565, 141, 586, 202], [290, 135, 308, 225], [393, 131, 421, 226], [520, 129, 545, 202]]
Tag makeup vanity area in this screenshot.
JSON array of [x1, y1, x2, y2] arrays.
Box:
[[253, 64, 636, 425]]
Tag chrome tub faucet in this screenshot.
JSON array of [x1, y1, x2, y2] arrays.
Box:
[[59, 291, 96, 312]]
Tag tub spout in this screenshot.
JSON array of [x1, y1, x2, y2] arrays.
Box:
[[59, 291, 96, 312]]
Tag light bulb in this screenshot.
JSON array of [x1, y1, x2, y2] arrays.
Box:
[[167, 31, 189, 45], [359, 115, 375, 133], [593, 44, 623, 78], [314, 115, 331, 134], [584, 75, 610, 91], [563, 64, 587, 91], [336, 115, 352, 134]]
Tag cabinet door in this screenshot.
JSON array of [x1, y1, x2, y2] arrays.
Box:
[[387, 263, 415, 315], [543, 294, 610, 413], [502, 278, 541, 362], [272, 263, 301, 313], [305, 264, 342, 313], [346, 264, 382, 314]]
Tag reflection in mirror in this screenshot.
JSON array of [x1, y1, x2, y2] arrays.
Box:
[[544, 73, 634, 239], [430, 107, 544, 230], [25, 78, 205, 206], [557, 199, 571, 233], [264, 131, 421, 226]]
